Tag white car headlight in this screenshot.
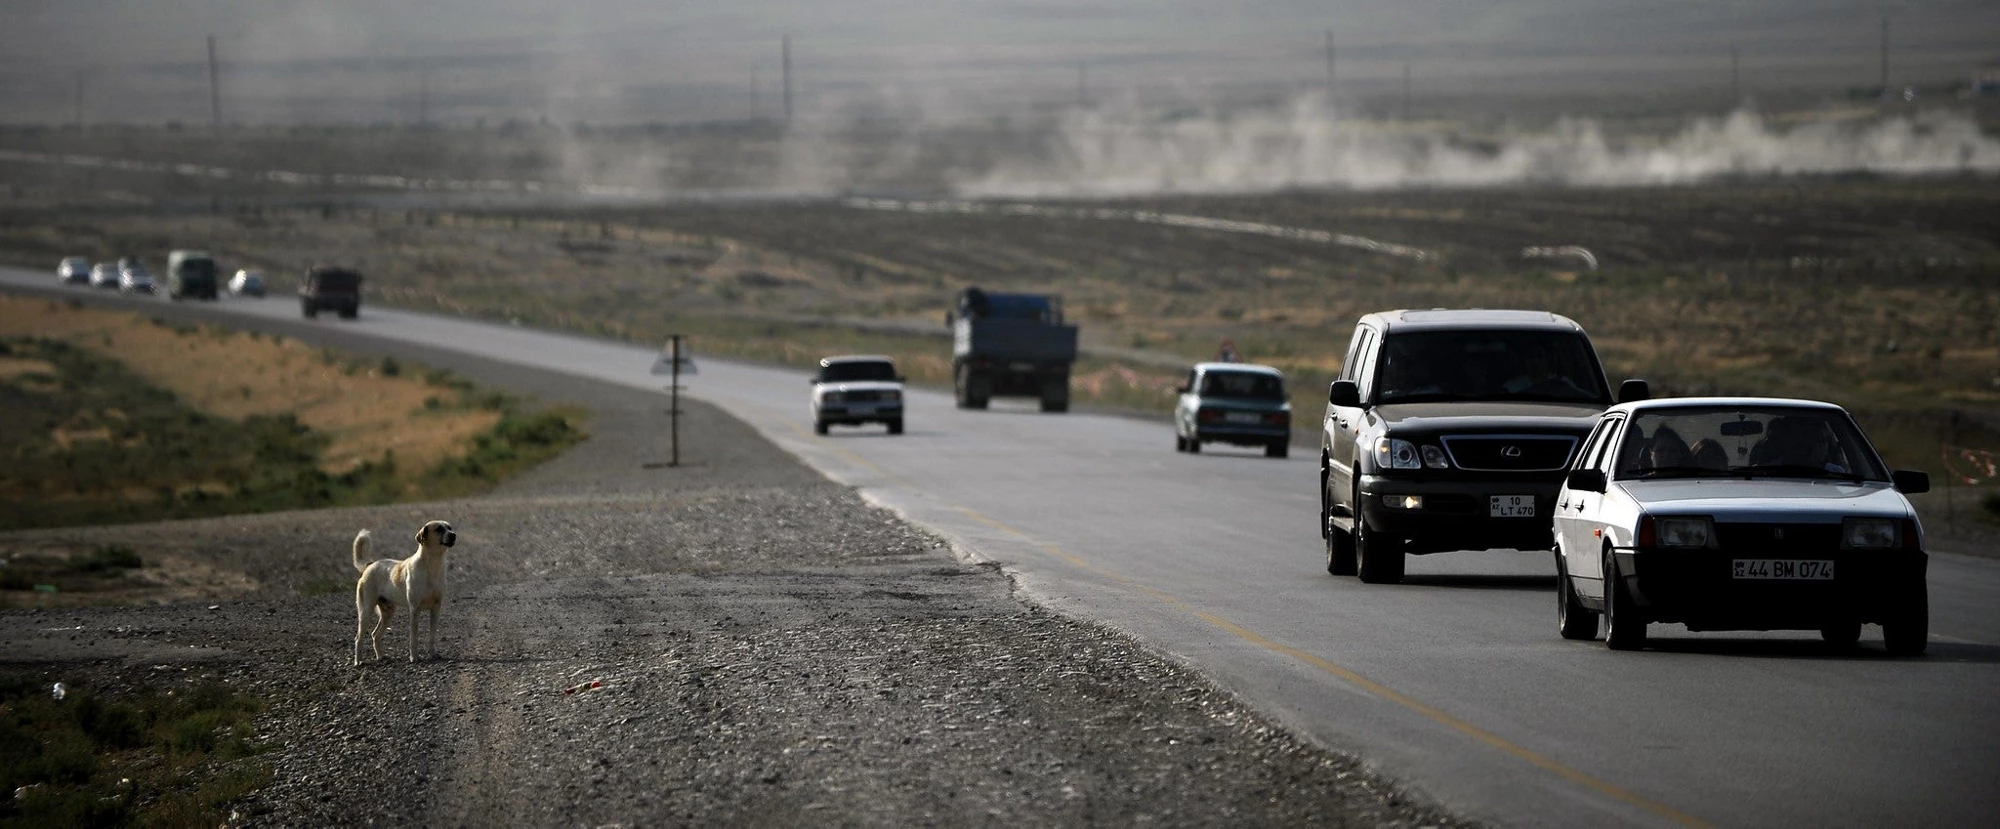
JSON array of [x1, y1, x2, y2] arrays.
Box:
[[1653, 516, 1716, 548], [821, 391, 842, 404], [1841, 518, 1899, 549], [1375, 437, 1420, 470]]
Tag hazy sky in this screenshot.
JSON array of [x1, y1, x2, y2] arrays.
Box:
[[3, 1, 1996, 123]]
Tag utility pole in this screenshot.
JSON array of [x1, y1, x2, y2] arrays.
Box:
[[782, 35, 793, 123], [1878, 15, 1890, 94], [1076, 60, 1088, 108], [207, 35, 221, 131], [1401, 61, 1411, 121], [1324, 29, 1335, 91]]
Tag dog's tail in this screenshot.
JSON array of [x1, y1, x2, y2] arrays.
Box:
[[352, 529, 372, 573]]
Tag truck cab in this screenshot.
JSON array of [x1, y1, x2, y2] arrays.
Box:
[[1319, 309, 1638, 583]]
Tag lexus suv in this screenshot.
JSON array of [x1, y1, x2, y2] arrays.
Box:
[[811, 355, 905, 435], [1318, 309, 1645, 583]]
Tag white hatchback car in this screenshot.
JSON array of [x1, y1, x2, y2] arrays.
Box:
[[810, 355, 905, 435], [1553, 397, 1931, 654], [229, 269, 266, 297]]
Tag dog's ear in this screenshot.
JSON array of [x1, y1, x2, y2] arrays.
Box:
[[416, 525, 429, 544]]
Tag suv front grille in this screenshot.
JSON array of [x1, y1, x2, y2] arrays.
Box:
[[840, 390, 886, 403], [1441, 435, 1578, 471]]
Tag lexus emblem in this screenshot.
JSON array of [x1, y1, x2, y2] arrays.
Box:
[[1501, 445, 1524, 459], [1774, 528, 1785, 540]]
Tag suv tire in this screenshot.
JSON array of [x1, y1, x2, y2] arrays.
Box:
[[887, 419, 904, 435], [1325, 515, 1356, 576], [1354, 515, 1404, 584]]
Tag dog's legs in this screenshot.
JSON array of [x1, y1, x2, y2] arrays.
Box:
[[372, 603, 395, 661], [408, 602, 420, 663], [353, 595, 368, 667], [427, 604, 440, 660]]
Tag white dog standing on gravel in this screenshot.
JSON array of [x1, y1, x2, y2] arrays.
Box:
[[352, 520, 458, 665]]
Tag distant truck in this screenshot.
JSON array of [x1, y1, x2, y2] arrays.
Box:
[[166, 250, 219, 301], [948, 287, 1079, 412], [300, 266, 362, 319]]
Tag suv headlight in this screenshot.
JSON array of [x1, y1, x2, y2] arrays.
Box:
[[1420, 445, 1450, 469], [884, 390, 902, 403], [1641, 515, 1716, 548], [1841, 518, 1899, 549], [1375, 437, 1421, 470], [821, 391, 843, 404]]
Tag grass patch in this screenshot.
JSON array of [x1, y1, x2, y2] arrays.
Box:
[[0, 319, 587, 532], [0, 673, 269, 828]]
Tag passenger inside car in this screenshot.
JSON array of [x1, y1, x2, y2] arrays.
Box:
[[1642, 426, 1691, 471], [1688, 438, 1729, 470]]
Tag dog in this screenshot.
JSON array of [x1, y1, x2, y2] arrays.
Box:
[[352, 520, 458, 665]]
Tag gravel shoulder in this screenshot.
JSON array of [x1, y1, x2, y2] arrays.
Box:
[[0, 288, 1468, 827]]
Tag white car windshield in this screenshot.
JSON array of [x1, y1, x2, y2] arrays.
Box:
[[1614, 406, 1889, 482], [819, 362, 897, 383]]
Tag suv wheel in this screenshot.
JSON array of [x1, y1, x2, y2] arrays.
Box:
[[886, 418, 904, 436], [1325, 513, 1356, 576], [1557, 553, 1600, 640], [1354, 515, 1404, 584], [1175, 433, 1187, 453], [1603, 551, 1647, 650], [813, 420, 829, 436], [1265, 442, 1288, 459]]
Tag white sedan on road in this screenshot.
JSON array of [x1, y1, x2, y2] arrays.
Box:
[[1552, 397, 1931, 654], [810, 355, 905, 436]]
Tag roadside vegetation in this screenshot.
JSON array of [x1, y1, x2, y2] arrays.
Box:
[[0, 296, 585, 536], [0, 672, 267, 828]]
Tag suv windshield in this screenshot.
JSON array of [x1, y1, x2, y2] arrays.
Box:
[[1614, 406, 1888, 482], [820, 361, 897, 383], [1201, 371, 1285, 400], [1376, 331, 1608, 405]]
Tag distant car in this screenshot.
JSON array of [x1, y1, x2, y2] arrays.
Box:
[[57, 257, 91, 285], [1174, 362, 1291, 458], [89, 263, 119, 289], [118, 262, 156, 295], [811, 355, 905, 435], [229, 269, 266, 297], [1553, 397, 1931, 655]]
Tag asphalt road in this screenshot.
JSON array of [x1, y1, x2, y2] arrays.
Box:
[[7, 268, 1998, 828]]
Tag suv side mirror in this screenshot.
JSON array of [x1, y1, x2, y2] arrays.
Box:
[[1566, 468, 1608, 493], [896, 375, 907, 383], [1176, 384, 1190, 395], [1328, 380, 1360, 408], [1616, 379, 1650, 404], [1891, 470, 1930, 495]]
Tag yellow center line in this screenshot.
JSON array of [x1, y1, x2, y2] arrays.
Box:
[[957, 505, 1711, 829]]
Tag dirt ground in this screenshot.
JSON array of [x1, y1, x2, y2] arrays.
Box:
[[0, 302, 1467, 827]]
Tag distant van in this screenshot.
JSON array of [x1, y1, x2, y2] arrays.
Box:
[[167, 250, 220, 301], [300, 266, 362, 319]]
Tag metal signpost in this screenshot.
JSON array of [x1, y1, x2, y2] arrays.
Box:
[[650, 335, 697, 467]]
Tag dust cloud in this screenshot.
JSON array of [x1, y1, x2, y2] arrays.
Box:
[[953, 96, 2000, 197]]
